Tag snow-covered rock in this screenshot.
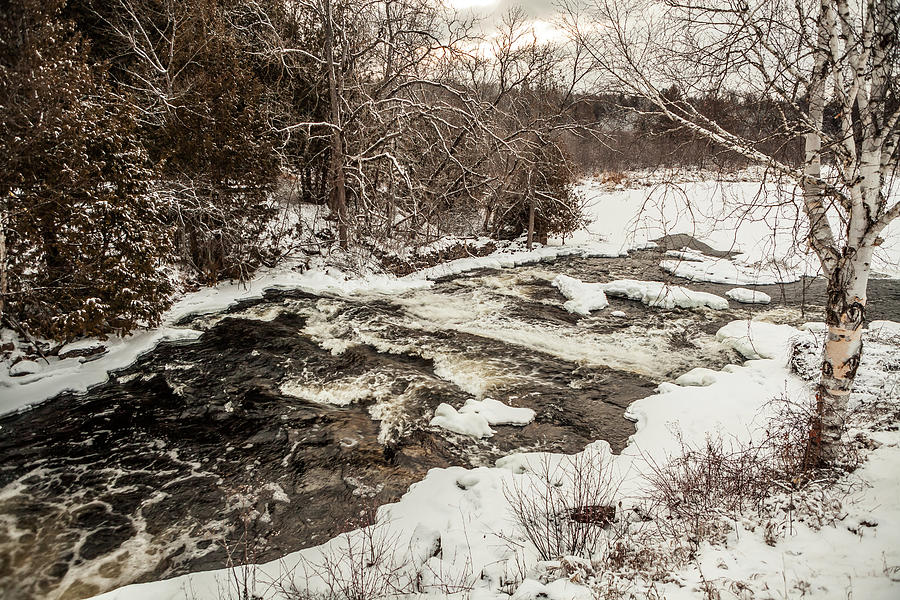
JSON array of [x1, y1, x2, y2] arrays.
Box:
[[430, 403, 494, 438], [552, 274, 609, 314], [674, 367, 720, 386], [715, 320, 799, 360], [660, 256, 802, 285], [726, 287, 772, 304], [602, 279, 729, 310], [430, 398, 535, 438], [665, 248, 705, 262], [9, 360, 41, 377], [459, 397, 535, 426], [58, 339, 107, 360]]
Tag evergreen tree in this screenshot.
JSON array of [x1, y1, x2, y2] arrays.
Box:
[[1, 0, 173, 340]]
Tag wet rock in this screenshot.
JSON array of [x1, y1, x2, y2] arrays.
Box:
[[72, 503, 115, 530], [80, 524, 135, 561], [58, 341, 107, 361]]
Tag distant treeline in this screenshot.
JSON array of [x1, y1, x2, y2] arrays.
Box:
[[563, 90, 803, 173], [1, 0, 811, 340]]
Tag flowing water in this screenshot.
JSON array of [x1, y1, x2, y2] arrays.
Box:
[[1, 248, 898, 600]]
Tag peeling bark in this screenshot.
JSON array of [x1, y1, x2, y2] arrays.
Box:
[[809, 254, 869, 465]]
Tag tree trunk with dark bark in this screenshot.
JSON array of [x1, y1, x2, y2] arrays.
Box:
[[324, 0, 348, 249]]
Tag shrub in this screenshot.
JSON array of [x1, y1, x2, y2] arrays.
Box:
[[504, 448, 621, 561]]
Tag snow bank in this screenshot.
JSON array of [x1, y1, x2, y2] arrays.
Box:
[[725, 287, 772, 304], [601, 279, 729, 310], [0, 327, 203, 416], [430, 397, 535, 438], [552, 274, 609, 314]]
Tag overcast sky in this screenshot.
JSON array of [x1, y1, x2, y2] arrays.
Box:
[[447, 0, 567, 41], [450, 0, 559, 19]]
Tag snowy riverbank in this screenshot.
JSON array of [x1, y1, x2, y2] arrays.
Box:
[[2, 174, 899, 600], [87, 318, 900, 600]]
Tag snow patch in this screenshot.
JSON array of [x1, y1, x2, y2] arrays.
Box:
[[715, 320, 800, 361]]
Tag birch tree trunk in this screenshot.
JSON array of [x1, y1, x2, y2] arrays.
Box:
[[813, 252, 869, 464]]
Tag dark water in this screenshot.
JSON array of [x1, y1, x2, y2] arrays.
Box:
[[1, 250, 897, 600]]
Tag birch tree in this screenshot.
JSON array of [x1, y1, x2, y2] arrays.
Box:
[[567, 0, 899, 464]]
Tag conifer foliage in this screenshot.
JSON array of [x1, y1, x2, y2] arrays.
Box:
[[1, 0, 173, 340]]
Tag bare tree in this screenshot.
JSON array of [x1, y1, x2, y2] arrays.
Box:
[[236, 1, 590, 256], [323, 0, 349, 248], [566, 0, 899, 464]]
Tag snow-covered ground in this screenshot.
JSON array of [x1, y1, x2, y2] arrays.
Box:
[[569, 173, 900, 281], [2, 172, 899, 599], [87, 320, 900, 600]]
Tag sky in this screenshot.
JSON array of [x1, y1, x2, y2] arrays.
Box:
[[448, 0, 558, 19], [446, 0, 567, 41]]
